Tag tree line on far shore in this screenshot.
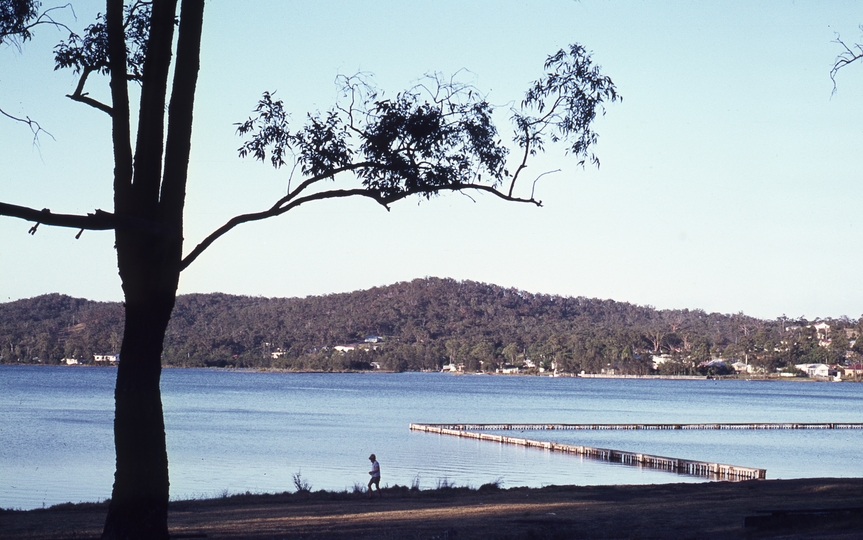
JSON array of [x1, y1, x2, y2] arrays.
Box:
[[2, 277, 861, 375]]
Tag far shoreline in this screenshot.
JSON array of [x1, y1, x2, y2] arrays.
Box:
[[3, 361, 861, 383]]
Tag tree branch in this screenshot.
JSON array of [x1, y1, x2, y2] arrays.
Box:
[[268, 161, 380, 209], [831, 31, 863, 94], [0, 106, 55, 143], [66, 67, 113, 115], [0, 202, 115, 231], [180, 181, 540, 271], [29, 4, 74, 34], [0, 200, 174, 238], [508, 123, 531, 197], [530, 169, 560, 200], [67, 92, 113, 115]]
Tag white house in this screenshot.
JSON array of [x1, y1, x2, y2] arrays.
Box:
[[795, 363, 830, 378], [731, 361, 751, 374], [94, 353, 120, 363], [812, 322, 831, 348]]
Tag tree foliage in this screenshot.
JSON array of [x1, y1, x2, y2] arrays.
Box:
[[236, 46, 619, 197], [0, 0, 39, 44], [184, 50, 619, 269], [54, 1, 151, 83]]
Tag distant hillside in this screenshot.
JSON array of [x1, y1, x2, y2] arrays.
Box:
[[1, 278, 859, 373]]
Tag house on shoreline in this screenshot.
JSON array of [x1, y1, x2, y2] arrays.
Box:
[[795, 363, 830, 379], [844, 364, 863, 378]]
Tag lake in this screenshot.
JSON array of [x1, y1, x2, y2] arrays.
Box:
[[1, 365, 861, 510]]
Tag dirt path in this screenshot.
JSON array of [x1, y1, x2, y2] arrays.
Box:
[[3, 478, 862, 539]]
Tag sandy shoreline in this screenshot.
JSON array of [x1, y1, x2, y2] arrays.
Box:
[[2, 477, 862, 539]]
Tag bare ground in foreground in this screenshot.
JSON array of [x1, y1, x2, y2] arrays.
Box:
[[2, 478, 863, 539]]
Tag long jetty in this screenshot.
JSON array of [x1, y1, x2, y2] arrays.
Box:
[[413, 422, 863, 431], [410, 423, 787, 481]]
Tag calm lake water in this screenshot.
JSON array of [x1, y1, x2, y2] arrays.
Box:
[[1, 365, 861, 510]]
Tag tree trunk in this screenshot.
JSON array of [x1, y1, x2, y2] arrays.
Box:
[[101, 206, 181, 539], [98, 0, 204, 535], [102, 288, 176, 540]]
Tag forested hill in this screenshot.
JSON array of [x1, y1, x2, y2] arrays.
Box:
[[1, 278, 859, 374]]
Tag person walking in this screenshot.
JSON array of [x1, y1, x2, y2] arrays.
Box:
[[367, 454, 381, 498]]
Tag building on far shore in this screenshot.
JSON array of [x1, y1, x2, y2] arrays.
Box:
[[794, 363, 829, 378], [844, 364, 863, 378], [731, 361, 752, 374], [94, 353, 120, 364]]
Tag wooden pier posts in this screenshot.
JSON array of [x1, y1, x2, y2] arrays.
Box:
[[409, 423, 773, 480], [413, 422, 863, 431]]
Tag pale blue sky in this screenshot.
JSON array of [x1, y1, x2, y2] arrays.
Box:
[[1, 1, 862, 320]]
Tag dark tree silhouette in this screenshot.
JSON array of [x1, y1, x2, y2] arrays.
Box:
[[0, 2, 618, 538]]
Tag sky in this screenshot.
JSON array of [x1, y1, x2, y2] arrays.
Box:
[[1, 0, 862, 320]]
